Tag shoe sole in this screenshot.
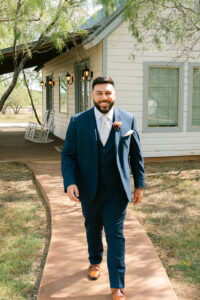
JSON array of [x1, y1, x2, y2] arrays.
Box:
[[88, 274, 100, 280]]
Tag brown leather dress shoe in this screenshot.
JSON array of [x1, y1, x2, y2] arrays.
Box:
[[111, 288, 126, 300], [88, 264, 100, 280]]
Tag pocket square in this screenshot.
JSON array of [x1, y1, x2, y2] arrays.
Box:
[[123, 129, 134, 137]]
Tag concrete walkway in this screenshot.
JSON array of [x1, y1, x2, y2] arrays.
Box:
[[0, 128, 178, 300]]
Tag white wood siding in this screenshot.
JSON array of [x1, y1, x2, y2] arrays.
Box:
[[42, 42, 102, 139], [106, 22, 200, 157]]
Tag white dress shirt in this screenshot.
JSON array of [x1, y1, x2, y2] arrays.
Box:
[[94, 107, 114, 136]]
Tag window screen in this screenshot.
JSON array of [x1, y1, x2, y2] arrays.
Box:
[[192, 68, 200, 127], [148, 67, 179, 127]]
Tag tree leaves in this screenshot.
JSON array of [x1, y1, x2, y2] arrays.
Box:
[[101, 0, 200, 56], [0, 0, 89, 110]]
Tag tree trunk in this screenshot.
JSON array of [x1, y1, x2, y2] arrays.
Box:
[[0, 70, 19, 111], [0, 3, 62, 112], [22, 70, 41, 124], [2, 105, 8, 114]]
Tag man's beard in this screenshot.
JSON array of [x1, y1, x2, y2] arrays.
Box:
[[93, 100, 114, 113]]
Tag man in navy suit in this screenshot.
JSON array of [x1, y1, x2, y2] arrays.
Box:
[[61, 76, 145, 300]]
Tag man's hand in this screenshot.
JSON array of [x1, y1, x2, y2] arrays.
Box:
[[67, 184, 80, 203], [133, 188, 143, 205]]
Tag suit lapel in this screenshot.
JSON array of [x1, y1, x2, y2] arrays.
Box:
[[114, 107, 122, 152], [88, 108, 98, 160]]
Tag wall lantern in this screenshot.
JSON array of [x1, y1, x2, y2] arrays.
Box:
[[66, 72, 73, 85], [81, 74, 85, 81], [40, 81, 46, 88], [48, 79, 55, 87], [82, 64, 93, 81]]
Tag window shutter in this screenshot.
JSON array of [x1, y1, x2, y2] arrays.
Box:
[[148, 67, 179, 127], [192, 68, 200, 127], [46, 76, 53, 111]]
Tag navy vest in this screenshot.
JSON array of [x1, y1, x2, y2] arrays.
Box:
[[96, 124, 122, 190]]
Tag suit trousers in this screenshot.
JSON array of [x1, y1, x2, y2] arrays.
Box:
[[81, 185, 128, 289]]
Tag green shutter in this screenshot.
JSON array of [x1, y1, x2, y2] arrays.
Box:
[[46, 76, 53, 111], [192, 68, 200, 127], [148, 67, 179, 127]]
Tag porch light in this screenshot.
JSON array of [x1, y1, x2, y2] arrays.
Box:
[[48, 79, 55, 86], [40, 81, 45, 88], [82, 64, 93, 81], [66, 72, 73, 85]]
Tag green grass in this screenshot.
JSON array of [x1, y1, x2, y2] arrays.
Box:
[[0, 111, 42, 123], [130, 160, 200, 300], [0, 162, 50, 300]]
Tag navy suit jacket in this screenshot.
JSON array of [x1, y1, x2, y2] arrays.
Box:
[[61, 107, 145, 203]]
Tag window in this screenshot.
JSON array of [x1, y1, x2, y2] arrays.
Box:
[[148, 67, 179, 127], [59, 75, 67, 113], [189, 66, 200, 128], [75, 61, 91, 113], [143, 62, 184, 132]]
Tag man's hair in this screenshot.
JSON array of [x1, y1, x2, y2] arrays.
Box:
[[92, 76, 115, 90]]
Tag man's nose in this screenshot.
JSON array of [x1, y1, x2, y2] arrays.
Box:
[[102, 93, 108, 100]]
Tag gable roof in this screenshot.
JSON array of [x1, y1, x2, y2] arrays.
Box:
[[83, 6, 123, 49], [80, 8, 107, 30], [0, 6, 124, 75]]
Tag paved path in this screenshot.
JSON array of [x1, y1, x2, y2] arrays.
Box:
[[0, 128, 178, 300]]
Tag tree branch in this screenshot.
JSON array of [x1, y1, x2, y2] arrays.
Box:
[[22, 69, 41, 124], [13, 0, 22, 70], [0, 0, 87, 111], [0, 75, 14, 82], [0, 17, 41, 23]]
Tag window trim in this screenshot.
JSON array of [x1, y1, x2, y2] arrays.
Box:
[[143, 62, 184, 133], [74, 57, 91, 114], [187, 63, 200, 131]]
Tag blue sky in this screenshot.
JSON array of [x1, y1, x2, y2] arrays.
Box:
[[87, 0, 102, 15]]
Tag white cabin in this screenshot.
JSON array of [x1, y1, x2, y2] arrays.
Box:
[[41, 7, 200, 158]]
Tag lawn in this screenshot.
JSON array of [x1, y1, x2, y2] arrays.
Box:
[[130, 160, 200, 300], [0, 111, 42, 123], [1, 160, 200, 300], [0, 162, 50, 300]]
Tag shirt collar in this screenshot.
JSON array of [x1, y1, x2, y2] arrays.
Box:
[[94, 107, 114, 121]]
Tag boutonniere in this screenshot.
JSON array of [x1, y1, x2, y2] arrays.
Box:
[[113, 121, 122, 131]]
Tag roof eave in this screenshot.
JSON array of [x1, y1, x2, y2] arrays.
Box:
[[83, 7, 124, 50]]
